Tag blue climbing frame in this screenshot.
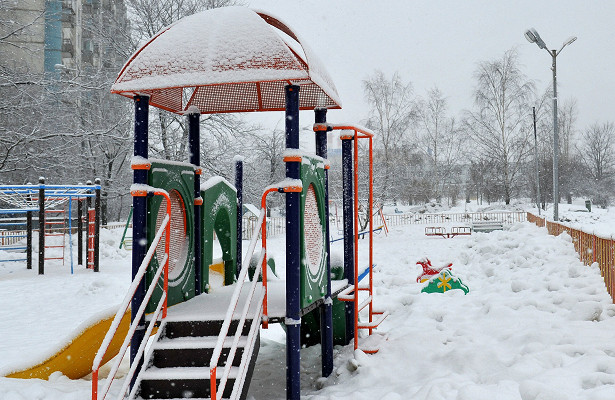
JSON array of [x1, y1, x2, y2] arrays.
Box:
[[0, 182, 101, 274]]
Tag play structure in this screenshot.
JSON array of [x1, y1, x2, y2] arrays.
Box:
[[81, 7, 387, 400], [0, 178, 101, 273]]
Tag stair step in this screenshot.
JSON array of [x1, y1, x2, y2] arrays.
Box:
[[152, 336, 248, 368], [155, 335, 248, 349], [139, 398, 214, 400], [139, 398, 213, 400], [139, 367, 237, 399], [140, 366, 240, 380], [162, 319, 252, 339]]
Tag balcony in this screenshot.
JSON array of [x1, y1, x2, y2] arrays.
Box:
[[82, 50, 93, 65], [62, 0, 74, 12], [61, 39, 74, 56], [61, 10, 75, 25]]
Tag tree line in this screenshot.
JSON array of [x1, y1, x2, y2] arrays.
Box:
[[361, 49, 615, 213], [1, 3, 612, 224]]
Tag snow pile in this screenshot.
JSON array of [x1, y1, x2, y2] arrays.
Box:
[[2, 220, 615, 399], [275, 223, 615, 399], [0, 228, 131, 377]]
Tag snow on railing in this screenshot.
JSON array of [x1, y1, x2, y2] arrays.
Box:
[[91, 188, 171, 400], [210, 207, 267, 400]]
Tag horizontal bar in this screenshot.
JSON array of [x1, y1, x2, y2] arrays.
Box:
[[0, 185, 100, 190], [357, 310, 389, 329], [357, 295, 372, 312]]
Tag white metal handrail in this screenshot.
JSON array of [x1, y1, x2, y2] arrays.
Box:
[[92, 188, 171, 400], [210, 208, 266, 400]]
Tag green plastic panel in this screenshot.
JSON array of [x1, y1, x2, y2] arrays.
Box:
[[300, 155, 328, 309], [201, 177, 237, 293], [146, 160, 195, 312]]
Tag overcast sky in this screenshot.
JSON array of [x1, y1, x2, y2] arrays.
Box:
[[247, 0, 615, 134]]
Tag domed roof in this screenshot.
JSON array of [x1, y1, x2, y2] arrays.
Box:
[[111, 7, 341, 114]]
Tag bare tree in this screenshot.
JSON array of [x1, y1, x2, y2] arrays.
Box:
[[578, 122, 615, 180], [464, 49, 535, 204], [363, 70, 417, 202], [417, 87, 462, 204]]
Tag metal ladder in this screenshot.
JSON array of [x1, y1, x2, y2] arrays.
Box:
[[44, 208, 66, 264]]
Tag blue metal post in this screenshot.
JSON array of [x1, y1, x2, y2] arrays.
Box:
[[341, 136, 355, 344], [69, 196, 73, 274], [315, 108, 333, 377], [26, 210, 32, 270], [94, 178, 101, 273], [188, 111, 202, 294], [285, 84, 301, 400], [235, 157, 244, 278], [77, 197, 83, 266], [131, 95, 149, 388], [38, 177, 45, 275]]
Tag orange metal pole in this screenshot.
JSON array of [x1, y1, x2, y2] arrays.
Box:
[[260, 187, 278, 329], [210, 367, 217, 400], [92, 369, 98, 400], [368, 135, 374, 335]]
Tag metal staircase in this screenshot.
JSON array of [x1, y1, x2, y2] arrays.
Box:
[[92, 190, 267, 400], [135, 304, 262, 400]]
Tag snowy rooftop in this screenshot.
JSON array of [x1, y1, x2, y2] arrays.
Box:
[[111, 7, 342, 115]]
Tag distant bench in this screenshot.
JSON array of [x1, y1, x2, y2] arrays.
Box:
[[471, 220, 504, 233], [425, 226, 471, 238]]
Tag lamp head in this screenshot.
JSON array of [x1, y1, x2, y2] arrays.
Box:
[[563, 36, 577, 47], [524, 28, 547, 50]]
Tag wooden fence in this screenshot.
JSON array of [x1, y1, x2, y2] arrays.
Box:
[[527, 212, 615, 303]]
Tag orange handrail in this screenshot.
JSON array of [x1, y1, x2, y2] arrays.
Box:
[[92, 188, 170, 400]]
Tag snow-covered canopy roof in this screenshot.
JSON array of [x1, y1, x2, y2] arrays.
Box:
[[111, 7, 342, 115]]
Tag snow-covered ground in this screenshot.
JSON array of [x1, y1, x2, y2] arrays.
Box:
[[2, 202, 615, 399]]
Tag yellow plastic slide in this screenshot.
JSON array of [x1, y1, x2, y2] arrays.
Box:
[[6, 309, 131, 380]]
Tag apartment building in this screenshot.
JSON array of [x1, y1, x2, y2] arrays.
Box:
[[0, 0, 128, 75]]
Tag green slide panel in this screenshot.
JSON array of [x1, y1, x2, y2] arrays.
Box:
[[146, 160, 195, 312], [201, 177, 237, 293], [300, 155, 328, 309]]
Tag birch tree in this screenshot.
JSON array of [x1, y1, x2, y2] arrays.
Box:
[[464, 49, 535, 204], [363, 70, 417, 202], [417, 87, 462, 204]]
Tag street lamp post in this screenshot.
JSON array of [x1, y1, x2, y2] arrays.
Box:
[[524, 28, 576, 221]]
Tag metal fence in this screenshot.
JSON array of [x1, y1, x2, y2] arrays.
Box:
[[242, 216, 285, 240], [527, 212, 615, 303], [378, 211, 527, 227]]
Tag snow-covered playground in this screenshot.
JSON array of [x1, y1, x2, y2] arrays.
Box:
[[2, 203, 615, 399]]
